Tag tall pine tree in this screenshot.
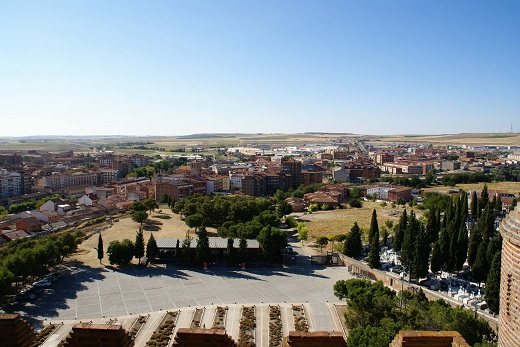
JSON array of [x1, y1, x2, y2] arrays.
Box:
[[134, 228, 145, 264], [400, 211, 418, 273], [412, 223, 430, 279], [470, 191, 478, 216], [97, 233, 104, 264], [455, 223, 468, 271], [467, 222, 481, 268], [485, 251, 501, 315], [394, 210, 407, 252], [368, 225, 380, 269], [430, 242, 442, 274], [426, 208, 438, 244], [344, 222, 362, 257], [368, 209, 379, 245], [146, 233, 159, 262]]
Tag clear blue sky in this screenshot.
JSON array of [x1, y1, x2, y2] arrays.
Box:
[[1, 1, 519, 136]]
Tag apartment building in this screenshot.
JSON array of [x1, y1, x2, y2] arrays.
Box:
[[281, 159, 301, 189], [43, 172, 98, 190], [0, 172, 31, 199], [241, 174, 267, 197], [154, 178, 206, 202]]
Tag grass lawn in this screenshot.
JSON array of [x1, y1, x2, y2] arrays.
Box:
[[294, 201, 418, 241]]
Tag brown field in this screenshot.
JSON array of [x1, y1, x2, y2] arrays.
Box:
[[3, 132, 519, 154], [365, 133, 520, 146], [424, 182, 520, 194], [71, 205, 217, 267], [295, 201, 418, 241]]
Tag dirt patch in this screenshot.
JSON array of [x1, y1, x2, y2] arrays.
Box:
[[294, 201, 418, 240], [69, 204, 217, 267]]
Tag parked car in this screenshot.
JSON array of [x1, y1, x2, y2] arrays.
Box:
[[32, 279, 51, 287], [16, 290, 37, 301]]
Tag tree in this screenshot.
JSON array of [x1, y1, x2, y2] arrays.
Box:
[[368, 209, 379, 245], [143, 198, 159, 214], [131, 210, 148, 227], [348, 198, 363, 208], [297, 224, 308, 245], [107, 239, 135, 266], [412, 224, 430, 279], [478, 184, 489, 217], [453, 223, 467, 270], [196, 227, 211, 264], [226, 238, 235, 265], [146, 233, 159, 262], [185, 213, 204, 232], [344, 222, 362, 258], [430, 242, 442, 273], [134, 228, 145, 263], [308, 203, 319, 212], [96, 233, 104, 264], [175, 239, 180, 259], [400, 211, 418, 274], [494, 194, 502, 212], [394, 210, 407, 252], [315, 236, 329, 252], [470, 191, 478, 216], [0, 267, 14, 298], [467, 222, 480, 268], [182, 231, 192, 262], [276, 200, 292, 220], [485, 251, 501, 315], [425, 208, 438, 244], [238, 237, 247, 263], [0, 206, 8, 220], [257, 226, 287, 263], [472, 242, 489, 284], [368, 227, 380, 269]]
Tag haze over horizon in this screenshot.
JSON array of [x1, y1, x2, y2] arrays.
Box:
[[1, 1, 519, 137]]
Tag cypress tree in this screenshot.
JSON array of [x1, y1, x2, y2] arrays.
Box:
[[491, 195, 497, 212], [455, 223, 468, 271], [495, 195, 502, 212], [368, 209, 379, 245], [478, 184, 489, 217], [175, 239, 180, 259], [134, 228, 145, 263], [368, 225, 380, 269], [238, 237, 247, 263], [470, 191, 478, 216], [146, 232, 159, 262], [467, 222, 480, 268], [394, 210, 407, 252], [483, 205, 495, 241], [447, 222, 458, 272], [426, 208, 438, 244], [430, 242, 442, 274], [413, 223, 430, 279], [344, 222, 362, 257], [97, 233, 104, 264], [196, 227, 211, 263], [401, 211, 418, 273], [226, 237, 235, 265], [486, 237, 502, 266], [438, 226, 450, 270], [472, 242, 489, 284], [485, 251, 501, 315]]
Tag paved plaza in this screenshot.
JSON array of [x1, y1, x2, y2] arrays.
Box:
[[5, 241, 354, 332]]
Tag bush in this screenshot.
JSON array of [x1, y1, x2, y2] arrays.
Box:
[[107, 239, 135, 266], [349, 198, 363, 208]]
